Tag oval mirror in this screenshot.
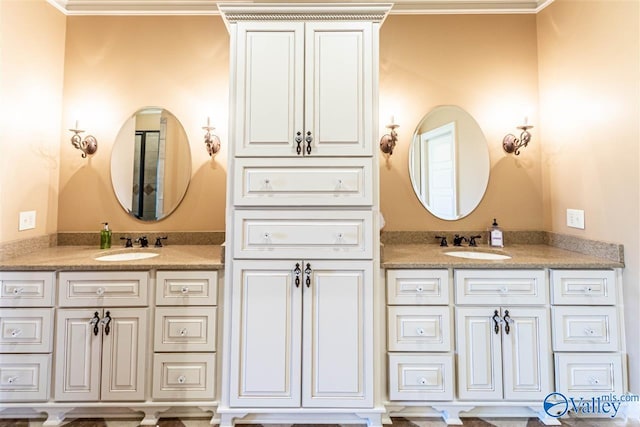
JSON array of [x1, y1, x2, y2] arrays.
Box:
[[408, 105, 490, 220], [111, 107, 191, 221]]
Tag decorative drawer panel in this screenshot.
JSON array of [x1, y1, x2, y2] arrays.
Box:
[[386, 269, 449, 305], [387, 306, 452, 352], [0, 272, 55, 307], [0, 354, 51, 402], [154, 307, 217, 352], [234, 157, 372, 206], [234, 210, 372, 259], [58, 271, 149, 307], [551, 269, 617, 305], [552, 306, 619, 352], [455, 270, 547, 305], [555, 353, 623, 397], [0, 308, 53, 353], [156, 271, 218, 306], [388, 353, 454, 401], [152, 353, 216, 400]]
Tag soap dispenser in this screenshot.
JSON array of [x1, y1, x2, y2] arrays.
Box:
[[489, 218, 504, 248], [100, 222, 112, 249]]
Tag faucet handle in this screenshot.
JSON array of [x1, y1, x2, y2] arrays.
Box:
[[469, 235, 482, 247], [154, 236, 168, 247], [435, 235, 448, 247], [120, 237, 133, 248], [136, 236, 149, 248]]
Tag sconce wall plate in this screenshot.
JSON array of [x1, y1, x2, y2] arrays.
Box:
[[503, 124, 533, 156], [69, 123, 98, 158]]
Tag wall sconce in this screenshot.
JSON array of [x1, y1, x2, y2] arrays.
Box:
[[69, 121, 98, 158], [380, 116, 399, 155], [503, 117, 533, 156], [203, 117, 221, 156]]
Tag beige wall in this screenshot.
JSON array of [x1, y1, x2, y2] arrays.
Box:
[[379, 14, 542, 232], [57, 15, 229, 233], [0, 0, 66, 244], [538, 0, 640, 392]]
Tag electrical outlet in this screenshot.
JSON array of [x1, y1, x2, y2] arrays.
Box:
[[19, 210, 36, 231], [566, 208, 585, 229]]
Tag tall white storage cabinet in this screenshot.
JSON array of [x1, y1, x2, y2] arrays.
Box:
[[219, 4, 389, 426]]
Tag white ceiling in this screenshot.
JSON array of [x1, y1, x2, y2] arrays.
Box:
[[47, 0, 556, 15]]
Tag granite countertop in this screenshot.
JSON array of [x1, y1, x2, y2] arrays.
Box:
[[381, 243, 624, 269], [0, 245, 224, 271]]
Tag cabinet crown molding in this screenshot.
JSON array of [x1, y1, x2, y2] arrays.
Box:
[[218, 3, 392, 23]]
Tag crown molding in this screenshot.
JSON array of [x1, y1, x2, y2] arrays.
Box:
[[46, 0, 555, 16]]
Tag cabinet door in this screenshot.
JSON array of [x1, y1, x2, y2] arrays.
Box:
[[456, 307, 502, 400], [304, 22, 372, 156], [234, 22, 304, 157], [501, 307, 552, 400], [230, 260, 302, 407], [302, 260, 372, 407], [101, 308, 147, 401], [55, 309, 102, 401]]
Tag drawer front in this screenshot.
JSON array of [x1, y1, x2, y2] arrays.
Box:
[[59, 271, 149, 307], [388, 353, 454, 401], [0, 354, 51, 402], [387, 269, 449, 305], [234, 210, 373, 259], [0, 271, 55, 307], [387, 306, 452, 352], [153, 353, 216, 400], [552, 306, 619, 351], [156, 271, 218, 306], [0, 308, 53, 353], [235, 157, 372, 206], [551, 269, 617, 305], [154, 307, 217, 352], [455, 270, 547, 305], [555, 353, 624, 397]]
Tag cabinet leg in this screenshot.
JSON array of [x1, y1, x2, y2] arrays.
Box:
[[529, 407, 562, 426], [432, 405, 474, 425], [356, 412, 383, 427], [196, 405, 218, 425], [38, 408, 72, 426], [220, 412, 243, 427], [134, 406, 171, 425]]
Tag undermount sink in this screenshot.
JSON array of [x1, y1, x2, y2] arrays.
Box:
[[443, 250, 511, 260], [94, 251, 159, 262]]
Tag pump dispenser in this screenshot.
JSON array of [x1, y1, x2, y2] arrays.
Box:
[[489, 218, 504, 248], [100, 222, 112, 249]]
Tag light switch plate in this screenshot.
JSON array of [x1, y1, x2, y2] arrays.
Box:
[[566, 208, 585, 229], [19, 210, 36, 231]]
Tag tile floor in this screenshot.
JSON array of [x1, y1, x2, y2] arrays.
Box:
[[1, 417, 639, 427]]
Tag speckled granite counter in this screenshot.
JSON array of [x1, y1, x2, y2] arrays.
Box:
[[0, 245, 223, 271], [381, 243, 624, 269]]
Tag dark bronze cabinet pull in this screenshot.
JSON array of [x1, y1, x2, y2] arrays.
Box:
[[294, 263, 301, 288], [492, 310, 501, 334], [503, 310, 511, 335], [90, 312, 100, 336], [304, 263, 311, 288], [305, 131, 312, 155], [102, 311, 112, 335], [295, 132, 303, 155]]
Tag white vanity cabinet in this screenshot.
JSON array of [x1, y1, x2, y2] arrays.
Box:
[[232, 20, 373, 157], [54, 271, 149, 401], [230, 260, 372, 408], [0, 271, 55, 402]]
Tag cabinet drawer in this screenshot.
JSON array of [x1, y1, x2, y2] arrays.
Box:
[[555, 353, 624, 397], [153, 353, 216, 400], [388, 353, 454, 401], [0, 308, 53, 353], [234, 157, 372, 206], [0, 272, 55, 307], [387, 269, 449, 305], [58, 271, 149, 307], [387, 306, 452, 352], [154, 307, 217, 352], [0, 354, 51, 402], [552, 306, 619, 351], [234, 210, 372, 259], [156, 271, 218, 306], [455, 270, 547, 305], [551, 269, 617, 305]]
